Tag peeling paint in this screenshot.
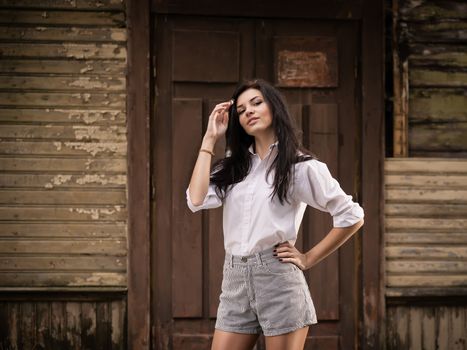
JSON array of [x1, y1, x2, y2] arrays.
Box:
[[44, 175, 72, 189], [68, 207, 123, 219], [53, 141, 62, 151], [72, 125, 126, 141], [68, 77, 109, 89], [76, 174, 126, 185], [63, 141, 125, 156], [68, 272, 126, 286]]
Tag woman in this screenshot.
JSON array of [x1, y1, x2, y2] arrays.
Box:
[[187, 79, 364, 350]]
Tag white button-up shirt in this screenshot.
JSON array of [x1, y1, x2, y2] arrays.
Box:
[[186, 143, 364, 256]]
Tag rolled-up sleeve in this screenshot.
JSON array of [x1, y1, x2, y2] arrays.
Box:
[[294, 160, 364, 227], [186, 183, 222, 212]]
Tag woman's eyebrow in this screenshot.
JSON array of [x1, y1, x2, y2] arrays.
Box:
[[236, 96, 261, 109]]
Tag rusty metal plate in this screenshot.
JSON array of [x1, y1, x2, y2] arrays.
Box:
[[274, 36, 338, 87]]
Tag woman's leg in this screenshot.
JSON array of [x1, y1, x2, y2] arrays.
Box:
[[264, 326, 309, 350], [211, 329, 259, 350]]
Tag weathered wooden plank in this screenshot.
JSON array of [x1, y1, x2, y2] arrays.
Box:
[[0, 92, 125, 108], [386, 188, 467, 203], [0, 173, 126, 188], [410, 123, 467, 152], [96, 302, 110, 349], [66, 302, 81, 349], [0, 157, 126, 172], [409, 308, 422, 350], [449, 305, 465, 350], [0, 108, 126, 125], [411, 69, 467, 87], [0, 239, 127, 255], [0, 125, 126, 141], [0, 10, 125, 26], [36, 302, 49, 349], [386, 232, 467, 244], [171, 98, 203, 318], [0, 43, 126, 60], [422, 307, 436, 350], [0, 223, 126, 237], [411, 50, 467, 69], [20, 302, 35, 349], [0, 139, 129, 157], [387, 274, 467, 287], [0, 59, 126, 75], [385, 203, 467, 216], [0, 189, 125, 205], [0, 76, 126, 91], [386, 260, 467, 273], [0, 256, 126, 271], [0, 26, 126, 42], [110, 299, 125, 350], [385, 246, 467, 259], [409, 89, 467, 122], [438, 306, 449, 350], [400, 1, 467, 21], [50, 302, 65, 346], [385, 173, 467, 186], [8, 302, 19, 348], [81, 302, 97, 350], [0, 0, 124, 10], [407, 21, 467, 42], [385, 158, 467, 173], [0, 272, 127, 287], [0, 206, 127, 221], [386, 217, 467, 231]]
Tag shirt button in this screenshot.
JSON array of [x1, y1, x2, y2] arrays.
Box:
[[241, 257, 247, 262]]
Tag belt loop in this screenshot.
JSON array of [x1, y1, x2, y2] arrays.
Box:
[[230, 254, 234, 268], [255, 252, 263, 266]]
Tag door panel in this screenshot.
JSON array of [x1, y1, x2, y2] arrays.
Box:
[[153, 15, 361, 350]]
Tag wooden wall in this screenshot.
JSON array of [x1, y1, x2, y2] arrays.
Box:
[[386, 303, 466, 350], [385, 158, 467, 348], [0, 0, 128, 349], [393, 0, 467, 157]]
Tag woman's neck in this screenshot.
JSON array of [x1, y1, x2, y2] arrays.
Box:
[[254, 133, 277, 160]]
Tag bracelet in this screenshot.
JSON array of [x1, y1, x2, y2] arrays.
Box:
[[200, 148, 215, 156]]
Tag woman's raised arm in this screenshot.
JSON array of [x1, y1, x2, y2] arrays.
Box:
[[188, 100, 232, 206]]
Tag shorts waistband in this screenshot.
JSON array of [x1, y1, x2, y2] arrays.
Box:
[[224, 246, 277, 267]]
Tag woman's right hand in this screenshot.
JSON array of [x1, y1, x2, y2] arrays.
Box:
[[204, 100, 233, 141]]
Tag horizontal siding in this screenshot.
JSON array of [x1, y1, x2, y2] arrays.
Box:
[[398, 0, 467, 156], [0, 1, 127, 290], [385, 158, 467, 297]]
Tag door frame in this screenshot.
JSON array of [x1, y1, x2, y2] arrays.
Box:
[[125, 0, 384, 349]]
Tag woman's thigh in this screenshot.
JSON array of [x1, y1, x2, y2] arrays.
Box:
[[211, 329, 259, 350], [264, 326, 309, 350]]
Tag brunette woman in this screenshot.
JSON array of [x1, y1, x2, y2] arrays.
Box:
[[187, 79, 364, 350]]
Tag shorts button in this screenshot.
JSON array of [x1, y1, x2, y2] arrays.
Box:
[[241, 257, 247, 262]]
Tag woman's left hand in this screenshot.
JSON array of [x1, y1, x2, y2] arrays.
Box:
[[274, 242, 308, 270]]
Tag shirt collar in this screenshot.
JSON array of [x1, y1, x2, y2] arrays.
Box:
[[248, 141, 279, 155]]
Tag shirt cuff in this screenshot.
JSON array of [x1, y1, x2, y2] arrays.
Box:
[[332, 204, 364, 227]]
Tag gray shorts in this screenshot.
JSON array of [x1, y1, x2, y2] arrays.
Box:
[[215, 246, 318, 336]]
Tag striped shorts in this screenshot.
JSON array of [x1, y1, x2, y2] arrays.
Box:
[[215, 246, 318, 336]]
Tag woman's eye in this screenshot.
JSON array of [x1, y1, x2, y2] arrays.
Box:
[[254, 100, 262, 106], [238, 110, 245, 115]]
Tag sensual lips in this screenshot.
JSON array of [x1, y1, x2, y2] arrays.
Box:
[[247, 117, 260, 126]]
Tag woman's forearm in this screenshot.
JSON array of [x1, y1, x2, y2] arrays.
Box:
[[304, 219, 364, 269], [188, 136, 216, 206]]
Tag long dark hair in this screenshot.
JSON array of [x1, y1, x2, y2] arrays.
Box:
[[211, 79, 315, 204]]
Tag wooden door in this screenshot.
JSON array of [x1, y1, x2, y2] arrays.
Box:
[[152, 15, 361, 350]]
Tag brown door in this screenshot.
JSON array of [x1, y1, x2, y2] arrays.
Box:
[[152, 15, 361, 350]]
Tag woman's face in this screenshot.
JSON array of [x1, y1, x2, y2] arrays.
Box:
[[236, 88, 273, 137]]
